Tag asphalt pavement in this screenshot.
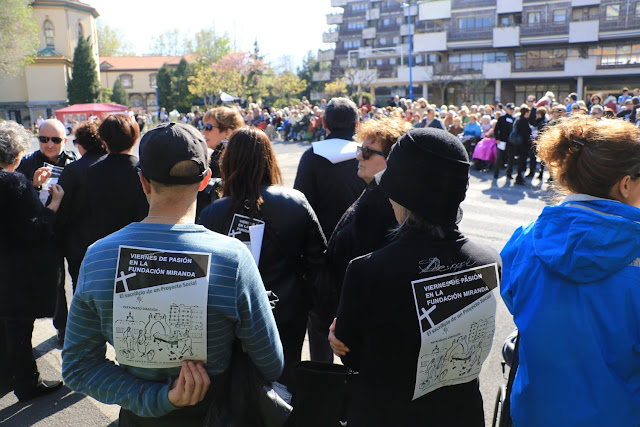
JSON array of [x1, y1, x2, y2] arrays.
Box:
[[1, 137, 552, 426]]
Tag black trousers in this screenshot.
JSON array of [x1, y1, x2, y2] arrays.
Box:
[[493, 143, 515, 178], [53, 256, 67, 332], [277, 315, 308, 393], [0, 318, 39, 393], [307, 310, 334, 363]]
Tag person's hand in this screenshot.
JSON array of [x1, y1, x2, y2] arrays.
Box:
[[168, 361, 210, 407], [47, 184, 64, 212], [33, 167, 52, 188], [328, 318, 350, 357]]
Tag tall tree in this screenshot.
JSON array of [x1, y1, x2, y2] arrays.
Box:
[[111, 78, 129, 106], [270, 71, 306, 104], [0, 0, 38, 76], [67, 36, 100, 104], [324, 78, 348, 98], [192, 27, 231, 65], [150, 29, 190, 56], [96, 22, 135, 56], [170, 58, 196, 112], [156, 63, 173, 110]]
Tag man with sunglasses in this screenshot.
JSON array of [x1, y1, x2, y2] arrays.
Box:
[[16, 118, 78, 345]]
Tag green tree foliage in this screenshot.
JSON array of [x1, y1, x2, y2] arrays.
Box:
[[324, 78, 348, 98], [156, 64, 173, 110], [297, 51, 326, 101], [96, 22, 135, 56], [150, 28, 190, 56], [67, 36, 100, 104], [0, 0, 38, 75], [111, 78, 130, 106], [170, 58, 196, 112], [97, 87, 112, 103], [192, 27, 231, 65], [270, 71, 306, 104]]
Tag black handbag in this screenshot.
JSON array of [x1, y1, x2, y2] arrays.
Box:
[[288, 361, 356, 427], [204, 340, 292, 427]]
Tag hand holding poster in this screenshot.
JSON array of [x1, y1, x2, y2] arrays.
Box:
[[112, 246, 211, 368]]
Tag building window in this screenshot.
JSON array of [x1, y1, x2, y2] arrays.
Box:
[[636, 3, 640, 18], [591, 44, 640, 67], [149, 73, 157, 88], [552, 9, 566, 23], [605, 4, 620, 21], [527, 11, 541, 25], [572, 6, 599, 21], [130, 94, 143, 108], [119, 74, 133, 88], [77, 22, 84, 39], [379, 37, 387, 46], [147, 93, 157, 108], [347, 21, 365, 30], [389, 57, 397, 65], [44, 20, 54, 48], [351, 2, 369, 12], [458, 16, 492, 30], [514, 49, 566, 70], [344, 40, 361, 49]]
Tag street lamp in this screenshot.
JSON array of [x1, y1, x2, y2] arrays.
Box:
[[401, 1, 424, 102]]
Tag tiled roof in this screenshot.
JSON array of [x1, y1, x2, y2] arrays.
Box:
[[99, 55, 195, 71]]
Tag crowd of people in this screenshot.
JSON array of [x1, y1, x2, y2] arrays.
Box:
[[1, 89, 639, 426]]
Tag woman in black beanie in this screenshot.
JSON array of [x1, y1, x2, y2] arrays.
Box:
[[330, 128, 502, 426]]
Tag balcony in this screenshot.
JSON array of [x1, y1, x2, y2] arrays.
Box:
[[413, 31, 447, 51], [330, 0, 347, 6], [452, 0, 495, 9], [312, 70, 331, 82], [345, 68, 377, 85], [599, 15, 640, 33], [318, 49, 336, 62], [419, 0, 451, 20], [326, 13, 343, 25], [571, 0, 600, 5], [569, 20, 599, 43], [366, 8, 380, 20], [400, 23, 415, 36], [496, 0, 522, 14], [322, 31, 340, 43], [398, 65, 432, 82], [520, 21, 569, 38], [377, 66, 398, 79], [483, 62, 512, 79], [493, 26, 520, 47], [448, 27, 493, 42], [565, 57, 597, 74], [362, 27, 377, 39]]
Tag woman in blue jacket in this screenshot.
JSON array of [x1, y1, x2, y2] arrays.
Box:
[[501, 115, 640, 426]]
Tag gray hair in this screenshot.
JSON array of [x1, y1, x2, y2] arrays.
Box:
[[389, 205, 446, 240], [0, 121, 32, 166]]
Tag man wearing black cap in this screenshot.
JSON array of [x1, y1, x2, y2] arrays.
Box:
[[294, 97, 366, 363], [62, 123, 284, 425]]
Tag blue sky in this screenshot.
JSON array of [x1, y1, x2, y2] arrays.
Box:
[[89, 0, 337, 68]]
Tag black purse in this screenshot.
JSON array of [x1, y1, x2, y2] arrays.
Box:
[[204, 339, 292, 427], [288, 361, 356, 427]]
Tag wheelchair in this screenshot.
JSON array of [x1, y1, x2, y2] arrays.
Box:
[[491, 329, 519, 427]]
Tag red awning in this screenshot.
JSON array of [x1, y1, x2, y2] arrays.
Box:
[[54, 103, 129, 123]]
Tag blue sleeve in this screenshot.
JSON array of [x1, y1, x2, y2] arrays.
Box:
[[62, 260, 177, 417], [234, 247, 284, 381], [500, 226, 525, 315]]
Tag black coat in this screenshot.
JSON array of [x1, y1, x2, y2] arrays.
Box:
[[0, 171, 60, 319], [495, 113, 514, 142], [198, 186, 327, 324], [86, 154, 149, 245], [16, 149, 77, 184], [56, 152, 106, 262], [335, 227, 501, 426], [317, 181, 397, 324], [293, 132, 366, 238]]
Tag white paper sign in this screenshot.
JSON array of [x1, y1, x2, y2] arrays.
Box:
[[410, 263, 499, 400], [39, 162, 64, 205], [497, 141, 507, 151], [112, 246, 211, 368], [228, 214, 265, 265]]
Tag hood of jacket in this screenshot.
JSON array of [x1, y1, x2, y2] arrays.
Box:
[[531, 194, 640, 283]]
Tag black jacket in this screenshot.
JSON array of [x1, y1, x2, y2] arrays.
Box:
[[335, 227, 501, 426], [198, 186, 327, 324], [317, 181, 397, 324], [16, 149, 77, 183], [516, 114, 532, 143], [495, 113, 514, 142], [86, 154, 149, 245], [0, 171, 59, 319], [293, 131, 366, 238], [56, 152, 106, 262]]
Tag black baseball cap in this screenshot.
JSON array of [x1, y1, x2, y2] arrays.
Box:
[[138, 122, 209, 185]]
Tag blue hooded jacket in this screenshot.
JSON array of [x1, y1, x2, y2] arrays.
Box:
[[501, 195, 640, 426]]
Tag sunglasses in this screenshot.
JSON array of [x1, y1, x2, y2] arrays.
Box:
[[202, 124, 219, 131], [39, 136, 63, 144], [357, 145, 386, 160]]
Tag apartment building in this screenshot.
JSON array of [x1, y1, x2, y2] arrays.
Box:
[[315, 0, 640, 106]]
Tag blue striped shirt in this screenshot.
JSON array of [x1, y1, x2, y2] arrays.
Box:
[[62, 222, 284, 417]]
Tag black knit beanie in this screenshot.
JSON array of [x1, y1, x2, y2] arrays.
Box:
[[379, 128, 470, 226]]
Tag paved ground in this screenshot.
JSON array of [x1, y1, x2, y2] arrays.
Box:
[[1, 137, 552, 426]]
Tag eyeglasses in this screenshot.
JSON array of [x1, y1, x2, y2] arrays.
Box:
[[357, 145, 386, 160], [202, 124, 219, 131], [38, 136, 63, 144]]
